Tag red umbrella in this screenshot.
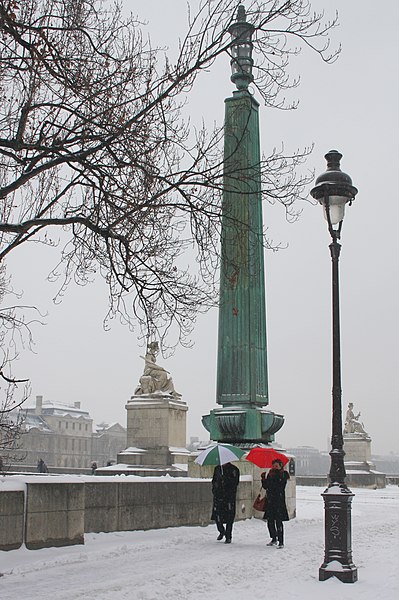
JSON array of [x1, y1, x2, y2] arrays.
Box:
[[245, 447, 289, 469]]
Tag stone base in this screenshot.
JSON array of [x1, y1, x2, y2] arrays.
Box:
[[95, 463, 188, 477], [343, 434, 372, 463], [126, 394, 188, 451], [115, 393, 189, 474], [97, 444, 190, 476], [117, 445, 190, 467], [344, 434, 386, 488], [95, 445, 191, 476], [344, 466, 386, 489]]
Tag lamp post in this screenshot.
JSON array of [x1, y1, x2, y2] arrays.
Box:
[[202, 5, 284, 444], [310, 150, 358, 583]]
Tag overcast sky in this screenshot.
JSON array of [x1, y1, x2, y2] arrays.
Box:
[[6, 1, 399, 456]]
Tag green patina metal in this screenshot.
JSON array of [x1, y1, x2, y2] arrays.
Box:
[[218, 90, 268, 407], [202, 6, 284, 445]]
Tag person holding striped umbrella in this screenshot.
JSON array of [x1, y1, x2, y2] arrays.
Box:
[[211, 461, 240, 544], [195, 443, 243, 544]]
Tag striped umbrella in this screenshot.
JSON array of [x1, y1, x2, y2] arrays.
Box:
[[194, 443, 245, 466]]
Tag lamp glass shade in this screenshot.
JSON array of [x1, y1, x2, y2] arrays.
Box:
[[322, 195, 347, 225], [231, 39, 253, 73], [231, 55, 252, 75], [232, 42, 252, 58]]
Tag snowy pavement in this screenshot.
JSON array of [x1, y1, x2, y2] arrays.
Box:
[[1, 485, 398, 599]]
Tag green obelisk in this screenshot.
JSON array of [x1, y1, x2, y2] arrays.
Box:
[[202, 5, 284, 444]]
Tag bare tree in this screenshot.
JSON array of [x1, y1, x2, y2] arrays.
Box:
[[0, 0, 339, 348], [0, 264, 33, 461]]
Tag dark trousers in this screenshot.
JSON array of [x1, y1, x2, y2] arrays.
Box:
[[267, 518, 284, 544], [215, 516, 233, 540]]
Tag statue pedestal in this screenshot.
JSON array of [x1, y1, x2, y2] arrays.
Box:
[[94, 341, 190, 477], [106, 394, 189, 476], [344, 433, 372, 464], [344, 433, 386, 488], [125, 394, 187, 452]]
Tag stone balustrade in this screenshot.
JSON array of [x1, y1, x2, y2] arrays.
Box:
[[0, 475, 253, 551]]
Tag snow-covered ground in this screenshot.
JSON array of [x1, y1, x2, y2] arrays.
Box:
[[1, 485, 398, 599]]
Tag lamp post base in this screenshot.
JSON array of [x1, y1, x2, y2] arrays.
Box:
[[319, 486, 358, 583], [319, 566, 358, 584]]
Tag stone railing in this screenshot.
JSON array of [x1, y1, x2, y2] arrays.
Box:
[[0, 475, 253, 551]]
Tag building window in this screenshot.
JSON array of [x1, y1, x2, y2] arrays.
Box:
[[79, 423, 82, 431], [85, 424, 88, 431], [72, 422, 75, 430], [85, 440, 88, 451], [59, 421, 62, 429], [66, 422, 68, 429]]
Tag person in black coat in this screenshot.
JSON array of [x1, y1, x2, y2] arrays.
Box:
[[261, 459, 289, 548], [211, 462, 240, 544], [37, 458, 49, 473]]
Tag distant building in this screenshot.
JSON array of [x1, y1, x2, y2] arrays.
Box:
[[286, 445, 330, 476], [5, 395, 126, 470], [92, 422, 127, 467]]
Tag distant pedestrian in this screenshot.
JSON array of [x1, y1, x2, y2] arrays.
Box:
[[211, 462, 240, 544], [37, 458, 49, 473], [261, 459, 289, 548], [91, 461, 98, 475]]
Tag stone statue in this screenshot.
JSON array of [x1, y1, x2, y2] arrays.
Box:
[[134, 341, 182, 398], [343, 402, 368, 435]]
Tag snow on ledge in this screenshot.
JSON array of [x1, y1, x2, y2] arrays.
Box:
[[169, 447, 191, 454], [119, 447, 147, 454]]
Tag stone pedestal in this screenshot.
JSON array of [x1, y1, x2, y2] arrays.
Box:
[[126, 394, 187, 453], [344, 434, 372, 464], [94, 339, 190, 477], [344, 434, 385, 488], [106, 394, 189, 476]]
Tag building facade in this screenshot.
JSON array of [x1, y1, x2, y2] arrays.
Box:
[[285, 446, 330, 476], [5, 396, 126, 470]]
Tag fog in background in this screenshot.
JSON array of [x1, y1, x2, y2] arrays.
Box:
[[6, 1, 399, 455]]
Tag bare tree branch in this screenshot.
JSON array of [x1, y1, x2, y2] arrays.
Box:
[[0, 0, 338, 351]]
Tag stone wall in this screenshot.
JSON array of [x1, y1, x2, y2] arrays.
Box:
[[85, 479, 223, 533], [0, 490, 24, 551], [0, 476, 252, 551], [25, 482, 85, 550]]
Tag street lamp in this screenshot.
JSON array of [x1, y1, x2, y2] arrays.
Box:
[[202, 3, 284, 445], [310, 150, 358, 583], [228, 4, 254, 91]]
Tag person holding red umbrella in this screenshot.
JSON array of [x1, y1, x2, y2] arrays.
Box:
[[261, 459, 290, 548]]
